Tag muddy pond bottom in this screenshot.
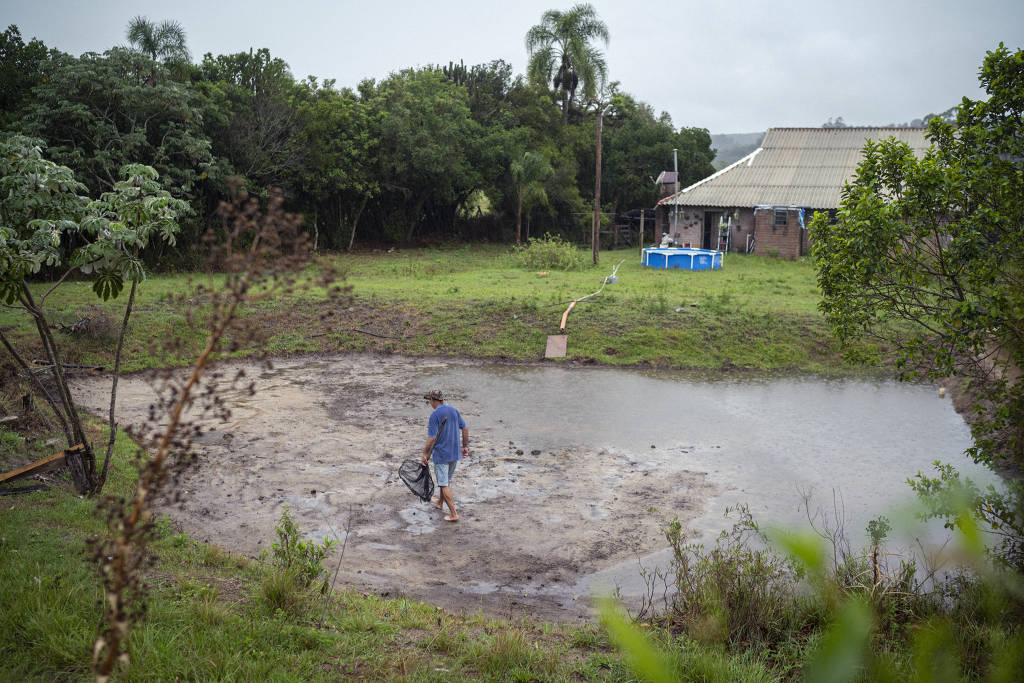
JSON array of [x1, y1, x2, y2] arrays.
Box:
[[73, 354, 995, 622]]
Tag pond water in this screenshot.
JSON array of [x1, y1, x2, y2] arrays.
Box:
[[75, 355, 1000, 620], [415, 364, 987, 526], [409, 363, 1000, 598]]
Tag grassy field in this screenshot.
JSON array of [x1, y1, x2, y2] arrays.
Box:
[[0, 245, 882, 375]]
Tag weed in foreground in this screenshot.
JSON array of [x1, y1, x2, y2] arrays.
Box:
[[261, 504, 336, 591], [90, 184, 347, 681], [616, 491, 1024, 681], [639, 505, 815, 650]]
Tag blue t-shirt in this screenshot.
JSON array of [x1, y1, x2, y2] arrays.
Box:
[[428, 404, 466, 464]]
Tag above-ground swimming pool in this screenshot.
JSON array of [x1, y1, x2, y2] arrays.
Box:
[[642, 247, 723, 270]]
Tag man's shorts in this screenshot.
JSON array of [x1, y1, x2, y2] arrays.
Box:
[[434, 460, 457, 487]]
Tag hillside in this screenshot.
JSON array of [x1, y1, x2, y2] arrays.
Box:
[[710, 131, 766, 170]]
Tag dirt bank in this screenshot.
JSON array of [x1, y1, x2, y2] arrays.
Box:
[[74, 354, 713, 622]]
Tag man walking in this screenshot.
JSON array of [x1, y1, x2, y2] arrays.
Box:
[[420, 390, 468, 522]]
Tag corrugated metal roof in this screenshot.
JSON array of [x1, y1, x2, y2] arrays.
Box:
[[659, 127, 931, 209]]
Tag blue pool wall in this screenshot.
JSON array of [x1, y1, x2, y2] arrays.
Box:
[[641, 248, 723, 270]]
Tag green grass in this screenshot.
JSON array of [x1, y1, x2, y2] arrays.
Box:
[[328, 245, 870, 373], [0, 245, 884, 376], [1, 429, 675, 682], [0, 419, 780, 681]]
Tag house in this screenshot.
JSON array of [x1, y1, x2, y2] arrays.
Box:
[[655, 127, 931, 258]]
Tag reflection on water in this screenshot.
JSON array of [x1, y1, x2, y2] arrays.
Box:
[[413, 364, 998, 542]]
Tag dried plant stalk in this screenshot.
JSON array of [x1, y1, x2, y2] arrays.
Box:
[[92, 185, 345, 681]]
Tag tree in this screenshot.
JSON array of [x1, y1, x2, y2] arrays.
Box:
[[16, 49, 215, 199], [125, 15, 190, 63], [525, 3, 609, 121], [0, 25, 55, 128], [0, 135, 187, 494], [199, 48, 304, 190], [503, 82, 588, 237], [362, 68, 499, 242], [810, 44, 1024, 474], [294, 81, 380, 250], [602, 91, 715, 215], [441, 59, 517, 128], [510, 151, 554, 245]]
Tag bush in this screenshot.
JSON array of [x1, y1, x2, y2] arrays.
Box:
[[514, 233, 586, 271], [625, 495, 1024, 680], [657, 505, 818, 649], [262, 505, 335, 590]]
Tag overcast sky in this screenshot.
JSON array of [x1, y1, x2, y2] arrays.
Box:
[[5, 0, 1022, 133]]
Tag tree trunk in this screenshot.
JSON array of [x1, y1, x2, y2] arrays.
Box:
[[312, 208, 319, 252], [592, 111, 603, 266], [348, 194, 368, 252], [0, 329, 69, 441], [99, 279, 137, 491], [516, 185, 523, 246], [21, 284, 94, 494]]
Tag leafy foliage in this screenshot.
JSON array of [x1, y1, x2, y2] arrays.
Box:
[[810, 44, 1024, 472], [1, 17, 716, 250], [264, 505, 336, 590], [361, 67, 514, 241], [602, 90, 715, 211], [0, 135, 186, 494], [809, 48, 1024, 674], [294, 81, 381, 250], [125, 15, 190, 63], [659, 506, 814, 649], [199, 48, 302, 189], [526, 3, 610, 119], [16, 48, 215, 198], [0, 135, 87, 290], [0, 25, 55, 129], [510, 151, 554, 244], [910, 462, 1024, 573]]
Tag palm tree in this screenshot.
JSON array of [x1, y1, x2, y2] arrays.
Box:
[[126, 15, 190, 63], [510, 151, 554, 245], [525, 4, 609, 121]]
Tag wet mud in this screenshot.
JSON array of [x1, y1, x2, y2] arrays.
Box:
[[73, 355, 714, 622]]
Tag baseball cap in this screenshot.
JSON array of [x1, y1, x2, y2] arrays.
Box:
[[423, 390, 444, 401]]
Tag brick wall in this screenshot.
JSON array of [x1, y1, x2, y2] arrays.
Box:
[[753, 208, 804, 259], [654, 206, 702, 247]]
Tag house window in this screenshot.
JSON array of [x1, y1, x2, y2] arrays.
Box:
[[773, 209, 788, 226]]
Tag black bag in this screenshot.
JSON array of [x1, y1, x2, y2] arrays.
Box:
[[399, 460, 434, 502]]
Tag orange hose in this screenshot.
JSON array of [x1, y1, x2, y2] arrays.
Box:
[[559, 300, 577, 330]]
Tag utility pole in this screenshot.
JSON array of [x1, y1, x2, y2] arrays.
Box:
[[672, 148, 679, 238], [592, 109, 604, 265]]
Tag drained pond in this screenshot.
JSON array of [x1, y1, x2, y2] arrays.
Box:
[[74, 354, 998, 621]]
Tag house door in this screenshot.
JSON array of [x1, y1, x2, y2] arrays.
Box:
[[702, 212, 720, 250]]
